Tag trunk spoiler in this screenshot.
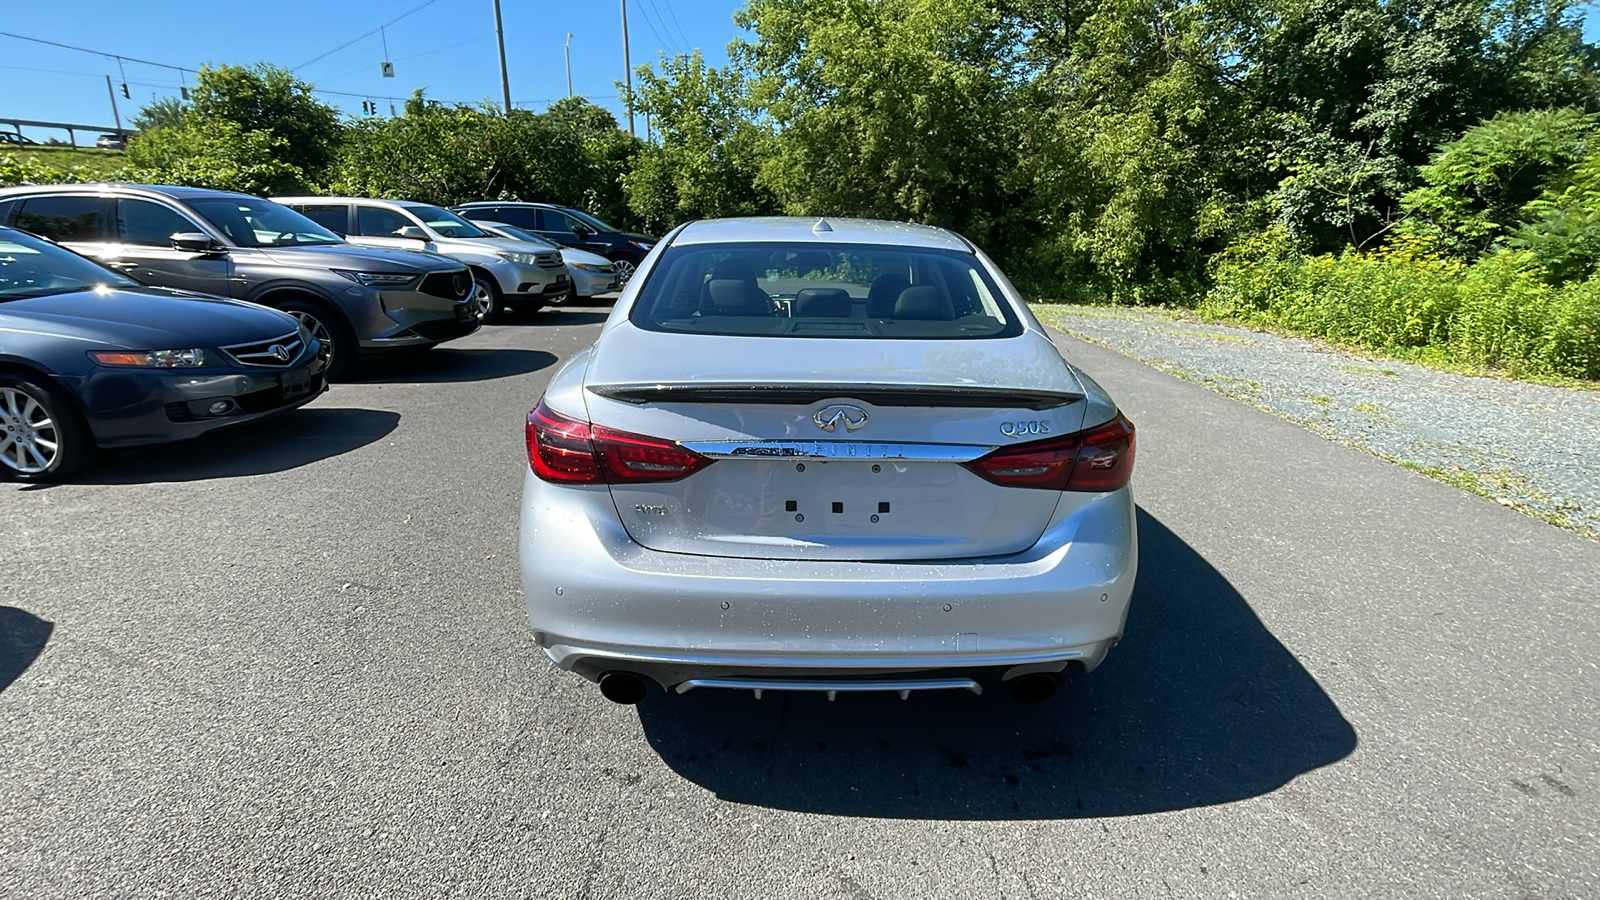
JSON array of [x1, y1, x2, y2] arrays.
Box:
[[586, 382, 1083, 411]]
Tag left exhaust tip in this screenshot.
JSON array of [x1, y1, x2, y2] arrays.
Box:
[[599, 672, 648, 705]]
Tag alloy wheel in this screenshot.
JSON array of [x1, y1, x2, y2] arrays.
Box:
[[0, 387, 59, 475], [613, 259, 636, 286], [289, 310, 335, 370], [473, 281, 494, 319]]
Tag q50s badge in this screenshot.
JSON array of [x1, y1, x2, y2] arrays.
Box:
[[1000, 420, 1052, 438]]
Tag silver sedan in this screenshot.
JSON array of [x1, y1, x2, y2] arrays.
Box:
[[519, 217, 1137, 705]]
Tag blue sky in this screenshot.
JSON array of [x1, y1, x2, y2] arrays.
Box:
[[1, 0, 746, 139]]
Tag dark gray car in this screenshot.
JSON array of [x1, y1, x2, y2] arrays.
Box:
[[0, 185, 479, 379]]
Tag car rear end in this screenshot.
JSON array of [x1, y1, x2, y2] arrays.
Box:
[[519, 219, 1137, 704]]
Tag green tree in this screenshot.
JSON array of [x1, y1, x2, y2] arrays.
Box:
[[624, 51, 776, 233], [123, 120, 301, 196], [132, 96, 188, 132], [1401, 107, 1596, 259], [188, 63, 343, 181]]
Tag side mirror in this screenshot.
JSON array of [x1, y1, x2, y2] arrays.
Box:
[[570, 223, 591, 237], [171, 233, 224, 254], [397, 225, 429, 240]]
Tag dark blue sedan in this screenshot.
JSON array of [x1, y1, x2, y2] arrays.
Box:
[[0, 226, 328, 481]]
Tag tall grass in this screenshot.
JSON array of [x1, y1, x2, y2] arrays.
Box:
[[1202, 229, 1600, 380]]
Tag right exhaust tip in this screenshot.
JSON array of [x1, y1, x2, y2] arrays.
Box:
[[599, 672, 649, 705], [1009, 672, 1059, 704]]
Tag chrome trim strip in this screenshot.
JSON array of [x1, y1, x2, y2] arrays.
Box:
[[587, 382, 1083, 411], [680, 440, 995, 462], [675, 677, 983, 699]]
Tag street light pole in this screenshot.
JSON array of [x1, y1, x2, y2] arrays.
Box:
[[620, 0, 634, 136], [565, 33, 573, 99], [492, 0, 512, 113]]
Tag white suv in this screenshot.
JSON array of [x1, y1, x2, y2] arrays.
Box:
[[276, 197, 570, 320]]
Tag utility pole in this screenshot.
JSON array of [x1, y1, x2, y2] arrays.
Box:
[[104, 75, 122, 131], [565, 34, 574, 99], [492, 0, 512, 114], [620, 0, 634, 136]]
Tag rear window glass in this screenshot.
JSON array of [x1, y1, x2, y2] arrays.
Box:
[[629, 242, 1022, 339]]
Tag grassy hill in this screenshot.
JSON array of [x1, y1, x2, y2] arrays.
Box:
[[7, 145, 128, 178]]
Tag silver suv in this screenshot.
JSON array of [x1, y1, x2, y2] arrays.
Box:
[[0, 185, 479, 379], [275, 197, 570, 321]]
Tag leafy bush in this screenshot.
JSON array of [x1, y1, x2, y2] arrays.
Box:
[[1206, 230, 1600, 379], [122, 121, 303, 196], [0, 155, 99, 187]]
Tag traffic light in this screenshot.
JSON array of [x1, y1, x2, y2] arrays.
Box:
[[361, 101, 372, 116], [181, 87, 190, 100], [120, 83, 130, 99]]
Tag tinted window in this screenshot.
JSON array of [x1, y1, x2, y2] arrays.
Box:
[[15, 196, 106, 242], [296, 204, 350, 235], [0, 227, 139, 299], [117, 198, 199, 247], [630, 242, 1022, 340], [185, 197, 341, 247], [566, 208, 616, 232], [487, 206, 538, 229], [356, 205, 416, 237], [0, 199, 17, 226], [542, 209, 585, 233]]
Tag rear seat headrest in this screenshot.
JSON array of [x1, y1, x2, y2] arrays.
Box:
[[893, 285, 955, 320]]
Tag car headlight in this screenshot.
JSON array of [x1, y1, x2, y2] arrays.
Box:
[[573, 262, 614, 273], [495, 251, 539, 265], [332, 270, 416, 286], [90, 349, 207, 368], [630, 241, 654, 251]]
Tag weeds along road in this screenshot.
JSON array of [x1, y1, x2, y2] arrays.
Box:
[[2, 301, 1597, 899]]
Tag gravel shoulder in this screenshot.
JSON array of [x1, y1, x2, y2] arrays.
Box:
[[1033, 303, 1600, 539]]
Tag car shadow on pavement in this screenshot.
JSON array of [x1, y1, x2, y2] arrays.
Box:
[[0, 607, 53, 694], [355, 348, 558, 383], [637, 507, 1358, 819], [72, 407, 401, 484]]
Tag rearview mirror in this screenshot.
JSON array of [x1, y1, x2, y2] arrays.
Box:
[[397, 225, 428, 240], [171, 233, 224, 254]]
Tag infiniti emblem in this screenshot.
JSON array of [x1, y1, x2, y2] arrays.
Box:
[[268, 344, 290, 361], [813, 404, 869, 433]]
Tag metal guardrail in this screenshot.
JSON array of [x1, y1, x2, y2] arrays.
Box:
[[2, 118, 133, 147]]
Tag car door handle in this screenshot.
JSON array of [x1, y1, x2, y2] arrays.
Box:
[[105, 261, 141, 270]]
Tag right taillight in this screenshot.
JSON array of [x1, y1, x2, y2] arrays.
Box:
[[963, 412, 1135, 492], [526, 399, 713, 484]]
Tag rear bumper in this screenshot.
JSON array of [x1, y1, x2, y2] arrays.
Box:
[[519, 469, 1138, 688]]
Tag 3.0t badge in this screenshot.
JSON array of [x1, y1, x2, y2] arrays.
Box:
[[813, 404, 869, 433]]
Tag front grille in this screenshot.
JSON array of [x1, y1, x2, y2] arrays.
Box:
[[535, 252, 564, 269], [410, 309, 479, 341], [420, 269, 473, 300], [220, 332, 303, 368], [235, 374, 325, 413]]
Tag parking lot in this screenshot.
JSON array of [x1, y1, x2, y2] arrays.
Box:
[[3, 301, 1598, 899]]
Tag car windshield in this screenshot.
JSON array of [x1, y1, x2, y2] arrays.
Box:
[[483, 223, 560, 249], [405, 204, 489, 238], [185, 197, 343, 247], [0, 229, 140, 300], [567, 209, 615, 232], [630, 241, 1023, 339]]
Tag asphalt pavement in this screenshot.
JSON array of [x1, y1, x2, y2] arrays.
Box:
[[2, 301, 1596, 899]]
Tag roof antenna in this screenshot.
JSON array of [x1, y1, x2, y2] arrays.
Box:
[[813, 217, 833, 233]]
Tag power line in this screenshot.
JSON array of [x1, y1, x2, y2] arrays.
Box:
[[294, 0, 445, 70], [318, 32, 494, 84], [0, 29, 192, 74], [633, 0, 678, 56], [657, 0, 693, 53]]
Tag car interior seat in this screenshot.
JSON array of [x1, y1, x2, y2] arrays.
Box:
[[892, 285, 957, 320], [794, 287, 853, 317], [700, 258, 773, 316], [867, 273, 911, 318]]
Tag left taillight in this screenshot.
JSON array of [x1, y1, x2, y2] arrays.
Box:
[[526, 399, 713, 484], [963, 412, 1135, 492]]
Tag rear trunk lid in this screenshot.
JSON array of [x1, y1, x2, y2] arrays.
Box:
[[583, 324, 1088, 561]]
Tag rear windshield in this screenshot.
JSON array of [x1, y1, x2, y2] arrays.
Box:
[[629, 242, 1022, 339]]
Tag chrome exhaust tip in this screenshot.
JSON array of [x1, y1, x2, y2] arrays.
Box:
[[598, 672, 648, 705]]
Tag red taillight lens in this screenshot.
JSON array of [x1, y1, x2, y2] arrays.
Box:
[[963, 412, 1135, 492], [527, 401, 601, 483], [525, 399, 713, 484]]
